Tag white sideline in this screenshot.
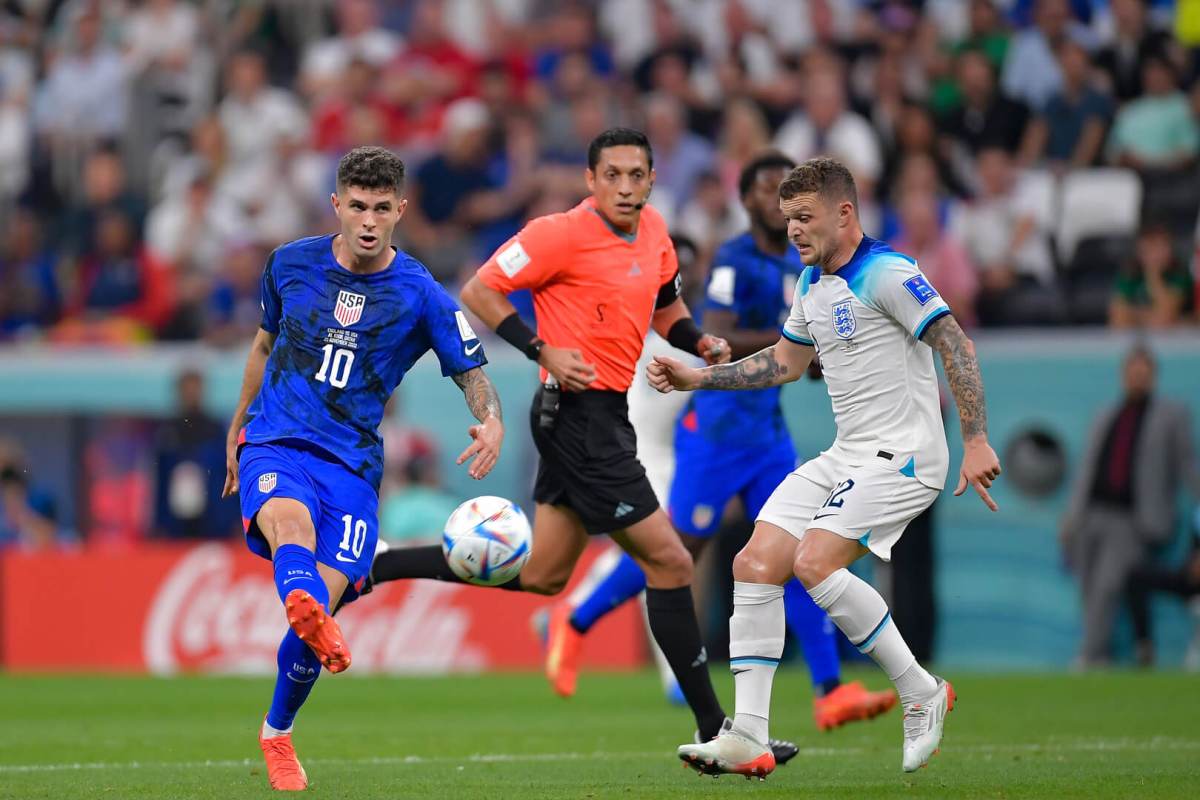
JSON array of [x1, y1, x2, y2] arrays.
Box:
[[1, 739, 1197, 774]]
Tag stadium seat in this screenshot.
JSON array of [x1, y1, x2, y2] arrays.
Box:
[[1055, 169, 1142, 266], [1062, 234, 1136, 325]]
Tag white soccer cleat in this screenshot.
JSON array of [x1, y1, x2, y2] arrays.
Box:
[[901, 677, 956, 772], [678, 726, 776, 780]]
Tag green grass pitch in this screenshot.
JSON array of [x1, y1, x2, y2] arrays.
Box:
[[1, 669, 1196, 799]]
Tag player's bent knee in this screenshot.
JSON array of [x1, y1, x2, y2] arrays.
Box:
[[792, 540, 841, 588], [643, 543, 693, 588], [732, 546, 780, 584]]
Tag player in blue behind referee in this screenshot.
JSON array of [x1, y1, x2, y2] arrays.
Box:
[[222, 146, 505, 791], [541, 153, 896, 731]]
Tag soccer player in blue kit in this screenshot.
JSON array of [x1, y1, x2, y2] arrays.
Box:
[[543, 153, 895, 731], [222, 146, 504, 791]]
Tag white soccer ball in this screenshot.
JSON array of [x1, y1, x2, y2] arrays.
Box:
[[442, 495, 532, 586]]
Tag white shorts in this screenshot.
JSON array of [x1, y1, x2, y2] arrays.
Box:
[[756, 450, 940, 561]]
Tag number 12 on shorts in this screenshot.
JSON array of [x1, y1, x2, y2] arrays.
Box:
[[338, 514, 367, 562], [822, 479, 855, 509]]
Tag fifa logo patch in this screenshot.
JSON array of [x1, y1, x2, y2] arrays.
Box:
[[258, 473, 277, 493], [832, 300, 856, 339], [334, 290, 367, 327]]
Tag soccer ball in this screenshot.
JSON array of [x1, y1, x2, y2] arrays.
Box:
[[442, 495, 532, 586]]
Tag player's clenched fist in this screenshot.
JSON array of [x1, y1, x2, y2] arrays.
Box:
[[698, 334, 731, 365], [646, 354, 703, 393]]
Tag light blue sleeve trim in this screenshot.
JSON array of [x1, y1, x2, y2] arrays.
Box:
[[781, 328, 814, 346], [914, 307, 951, 340]]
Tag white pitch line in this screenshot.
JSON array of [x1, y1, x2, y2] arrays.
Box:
[[1, 739, 1197, 774]]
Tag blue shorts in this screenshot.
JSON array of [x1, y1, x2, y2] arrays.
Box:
[[668, 426, 798, 536], [238, 439, 379, 606]]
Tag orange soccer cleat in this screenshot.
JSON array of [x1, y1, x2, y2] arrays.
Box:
[[813, 680, 898, 732], [258, 726, 308, 791], [285, 589, 351, 674], [544, 602, 584, 698]]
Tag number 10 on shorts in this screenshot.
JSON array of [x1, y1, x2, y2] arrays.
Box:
[[338, 514, 367, 562]]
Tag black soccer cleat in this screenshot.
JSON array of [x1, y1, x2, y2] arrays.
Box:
[[768, 737, 799, 766]]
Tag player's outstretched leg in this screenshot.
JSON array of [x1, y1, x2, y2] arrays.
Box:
[[798, 530, 952, 772], [783, 579, 897, 730], [677, 522, 795, 778], [543, 550, 647, 697]]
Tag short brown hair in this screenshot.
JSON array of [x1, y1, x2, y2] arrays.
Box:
[[336, 146, 405, 194], [778, 158, 858, 209]]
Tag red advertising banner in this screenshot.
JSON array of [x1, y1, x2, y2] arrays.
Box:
[[0, 542, 645, 674]]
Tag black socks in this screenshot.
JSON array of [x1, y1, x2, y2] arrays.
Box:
[[645, 586, 726, 741]]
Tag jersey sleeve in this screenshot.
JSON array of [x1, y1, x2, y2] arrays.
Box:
[[259, 249, 281, 334], [781, 266, 814, 346], [476, 213, 570, 293], [704, 244, 740, 312], [870, 258, 952, 341], [421, 282, 489, 377]]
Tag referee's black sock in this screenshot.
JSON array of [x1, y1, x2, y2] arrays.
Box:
[[370, 545, 522, 590], [645, 586, 726, 741]]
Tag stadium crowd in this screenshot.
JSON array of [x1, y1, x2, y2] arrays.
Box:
[[0, 0, 1199, 343]]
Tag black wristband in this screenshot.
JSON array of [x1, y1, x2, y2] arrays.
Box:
[[666, 317, 704, 356], [495, 312, 542, 360]]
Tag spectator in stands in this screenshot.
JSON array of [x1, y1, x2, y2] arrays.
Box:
[[0, 210, 59, 339], [152, 369, 237, 540], [953, 147, 1063, 325], [32, 8, 128, 149], [1126, 507, 1200, 668], [300, 0, 401, 102], [60, 147, 146, 261], [939, 48, 1030, 161], [217, 49, 308, 170], [122, 0, 209, 149], [715, 97, 773, 196], [643, 92, 715, 216], [1060, 345, 1200, 668], [1002, 0, 1095, 112], [1019, 38, 1115, 171], [1106, 53, 1200, 171], [60, 210, 175, 341], [311, 58, 405, 153], [0, 440, 63, 550], [890, 189, 980, 328], [1109, 222, 1195, 328], [1096, 0, 1178, 101], [145, 171, 240, 275], [880, 103, 971, 204], [675, 171, 743, 270]]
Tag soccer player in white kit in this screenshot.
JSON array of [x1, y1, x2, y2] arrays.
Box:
[[651, 159, 1001, 777]]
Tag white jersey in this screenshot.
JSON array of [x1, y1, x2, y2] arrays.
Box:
[[782, 236, 950, 490]]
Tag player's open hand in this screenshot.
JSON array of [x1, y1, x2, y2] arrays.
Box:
[[646, 354, 702, 393], [458, 416, 504, 480], [221, 437, 239, 498], [539, 344, 596, 392], [698, 334, 731, 365], [954, 437, 1002, 511]]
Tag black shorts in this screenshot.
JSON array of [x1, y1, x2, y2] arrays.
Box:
[[529, 386, 659, 535]]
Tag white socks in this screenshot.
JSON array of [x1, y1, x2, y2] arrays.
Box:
[[808, 568, 937, 705], [728, 581, 785, 744], [262, 719, 292, 739]]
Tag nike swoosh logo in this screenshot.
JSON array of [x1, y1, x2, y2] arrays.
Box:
[[464, 342, 481, 355], [335, 552, 357, 563], [283, 577, 306, 585], [812, 512, 836, 520]]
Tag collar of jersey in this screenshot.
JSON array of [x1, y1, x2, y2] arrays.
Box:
[[828, 234, 877, 286], [327, 234, 400, 278], [585, 201, 638, 244]]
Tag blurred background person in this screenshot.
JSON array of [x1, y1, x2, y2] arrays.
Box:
[[1109, 222, 1195, 329]]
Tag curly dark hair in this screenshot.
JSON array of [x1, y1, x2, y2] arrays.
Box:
[[778, 157, 858, 209], [587, 127, 653, 170], [738, 150, 796, 198], [336, 146, 405, 193]]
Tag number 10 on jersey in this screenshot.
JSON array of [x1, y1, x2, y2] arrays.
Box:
[[315, 344, 355, 388]]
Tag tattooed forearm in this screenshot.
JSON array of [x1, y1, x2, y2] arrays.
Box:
[[698, 345, 790, 390], [922, 315, 988, 440], [453, 367, 502, 423]]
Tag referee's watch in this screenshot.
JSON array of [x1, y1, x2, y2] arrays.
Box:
[[525, 337, 545, 362]]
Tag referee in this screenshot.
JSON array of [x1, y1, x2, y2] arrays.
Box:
[[373, 128, 762, 749]]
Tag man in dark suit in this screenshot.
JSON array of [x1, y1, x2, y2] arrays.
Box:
[[1061, 345, 1199, 667]]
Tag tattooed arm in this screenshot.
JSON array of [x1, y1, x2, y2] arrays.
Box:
[[451, 367, 504, 480], [921, 315, 1002, 511], [646, 337, 815, 393]]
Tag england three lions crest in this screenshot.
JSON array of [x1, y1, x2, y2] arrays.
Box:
[[832, 300, 856, 339], [334, 290, 367, 328]]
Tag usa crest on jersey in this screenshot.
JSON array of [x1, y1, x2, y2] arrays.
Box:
[[334, 290, 367, 327], [832, 300, 856, 339]]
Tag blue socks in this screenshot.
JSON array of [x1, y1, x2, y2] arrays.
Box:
[[570, 552, 647, 633], [266, 630, 322, 731], [784, 578, 841, 694], [273, 543, 329, 609]]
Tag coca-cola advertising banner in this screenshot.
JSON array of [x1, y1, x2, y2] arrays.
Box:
[[0, 543, 644, 673]]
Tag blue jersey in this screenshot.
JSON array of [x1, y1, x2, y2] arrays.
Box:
[[244, 235, 486, 491], [687, 232, 804, 447]]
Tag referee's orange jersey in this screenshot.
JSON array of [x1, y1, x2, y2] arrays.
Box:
[[476, 197, 679, 392]]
